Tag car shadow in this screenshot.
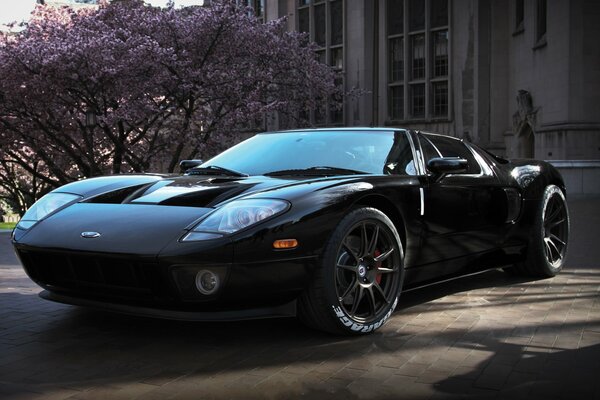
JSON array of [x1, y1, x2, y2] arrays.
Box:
[[0, 269, 553, 393]]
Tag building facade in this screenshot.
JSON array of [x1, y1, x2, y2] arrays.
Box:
[[260, 0, 600, 193]]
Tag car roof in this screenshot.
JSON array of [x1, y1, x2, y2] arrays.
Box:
[[261, 128, 464, 141], [263, 127, 406, 134]]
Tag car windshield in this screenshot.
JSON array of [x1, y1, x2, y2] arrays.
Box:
[[200, 130, 416, 176]]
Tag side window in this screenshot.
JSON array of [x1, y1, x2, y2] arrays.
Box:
[[419, 135, 442, 164], [383, 131, 417, 176], [422, 134, 481, 174]]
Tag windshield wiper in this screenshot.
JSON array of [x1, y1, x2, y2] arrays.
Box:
[[264, 166, 368, 177], [187, 165, 248, 177]]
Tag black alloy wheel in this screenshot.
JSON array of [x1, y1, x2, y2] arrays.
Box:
[[298, 207, 404, 335], [335, 221, 400, 324], [507, 184, 569, 278]]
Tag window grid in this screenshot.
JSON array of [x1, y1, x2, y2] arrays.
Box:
[[410, 83, 425, 118], [432, 81, 448, 117], [387, 0, 450, 122], [297, 0, 345, 126], [432, 30, 448, 77], [389, 37, 404, 83], [389, 84, 404, 120], [411, 34, 426, 80]]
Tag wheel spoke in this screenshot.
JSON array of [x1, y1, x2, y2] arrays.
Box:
[[339, 279, 359, 302], [367, 225, 379, 256], [549, 218, 565, 228], [544, 239, 552, 261], [547, 238, 562, 261], [374, 248, 394, 263], [373, 282, 390, 304], [546, 201, 562, 224], [350, 286, 364, 316], [366, 287, 377, 315], [360, 223, 369, 257], [337, 263, 357, 272], [550, 233, 566, 246], [377, 266, 397, 274], [342, 241, 359, 263]]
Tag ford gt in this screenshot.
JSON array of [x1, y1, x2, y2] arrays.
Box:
[[11, 128, 569, 334]]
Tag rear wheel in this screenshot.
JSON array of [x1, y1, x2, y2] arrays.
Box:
[[508, 185, 569, 277], [298, 208, 404, 335]]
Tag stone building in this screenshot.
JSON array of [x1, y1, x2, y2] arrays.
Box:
[[256, 0, 600, 193], [26, 0, 600, 192]]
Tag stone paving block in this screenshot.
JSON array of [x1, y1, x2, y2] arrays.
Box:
[[474, 362, 513, 390], [452, 365, 483, 381], [415, 370, 450, 384], [375, 353, 410, 369], [359, 365, 397, 382], [393, 362, 430, 377], [1, 197, 600, 400], [428, 358, 460, 375], [330, 366, 366, 381]]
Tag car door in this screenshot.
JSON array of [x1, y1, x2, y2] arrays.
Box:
[[415, 133, 508, 271]]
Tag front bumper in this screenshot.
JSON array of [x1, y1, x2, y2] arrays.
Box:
[[40, 290, 297, 321], [15, 245, 317, 314]]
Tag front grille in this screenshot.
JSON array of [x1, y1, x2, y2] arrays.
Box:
[[19, 250, 162, 301]]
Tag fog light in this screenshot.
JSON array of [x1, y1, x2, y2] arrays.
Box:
[[195, 270, 220, 295]]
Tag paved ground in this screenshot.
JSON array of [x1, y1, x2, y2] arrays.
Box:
[[1, 196, 599, 400]]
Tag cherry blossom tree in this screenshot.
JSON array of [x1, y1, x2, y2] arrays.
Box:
[[0, 0, 342, 213]]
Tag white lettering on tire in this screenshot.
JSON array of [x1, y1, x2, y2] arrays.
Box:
[[332, 297, 398, 333]]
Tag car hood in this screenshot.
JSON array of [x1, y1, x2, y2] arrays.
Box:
[[59, 174, 370, 207], [16, 203, 209, 255], [12, 174, 372, 253]]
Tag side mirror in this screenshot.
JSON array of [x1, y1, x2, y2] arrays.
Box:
[[179, 159, 203, 171], [427, 157, 468, 178]]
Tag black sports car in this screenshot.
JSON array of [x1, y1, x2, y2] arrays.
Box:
[[11, 128, 569, 335]]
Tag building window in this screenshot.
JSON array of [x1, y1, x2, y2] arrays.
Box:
[[389, 37, 404, 82], [388, 0, 403, 35], [330, 0, 343, 45], [515, 0, 524, 32], [387, 0, 449, 121], [314, 3, 326, 46], [535, 0, 547, 45], [409, 0, 425, 31], [297, 0, 345, 126], [390, 85, 404, 120], [410, 84, 425, 118], [411, 34, 425, 79], [430, 0, 448, 28], [299, 6, 310, 34], [432, 30, 448, 77], [432, 81, 448, 117], [238, 0, 265, 21]]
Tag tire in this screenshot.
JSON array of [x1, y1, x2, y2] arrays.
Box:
[[298, 207, 405, 335], [509, 185, 569, 277]]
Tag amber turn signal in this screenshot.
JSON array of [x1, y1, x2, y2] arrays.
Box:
[[273, 239, 298, 249]]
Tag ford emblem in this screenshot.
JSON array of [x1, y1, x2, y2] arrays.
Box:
[[81, 231, 101, 239]]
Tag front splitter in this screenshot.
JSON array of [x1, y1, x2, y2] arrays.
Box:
[[39, 290, 297, 321]]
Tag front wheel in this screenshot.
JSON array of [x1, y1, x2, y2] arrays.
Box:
[[298, 207, 404, 335]]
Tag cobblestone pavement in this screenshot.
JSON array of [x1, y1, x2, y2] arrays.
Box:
[[1, 196, 599, 400]]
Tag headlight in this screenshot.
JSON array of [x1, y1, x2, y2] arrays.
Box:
[[181, 199, 289, 241], [17, 192, 82, 230]]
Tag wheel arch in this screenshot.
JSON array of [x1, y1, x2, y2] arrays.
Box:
[[353, 194, 407, 250]]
